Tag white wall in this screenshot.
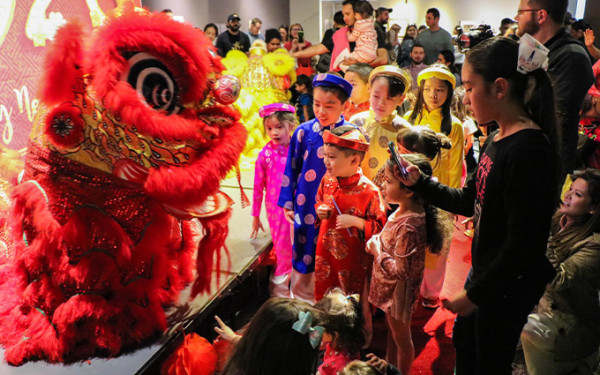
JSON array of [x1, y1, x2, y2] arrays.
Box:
[[142, 0, 209, 28], [290, 0, 581, 43], [290, 0, 321, 44], [142, 0, 290, 33]]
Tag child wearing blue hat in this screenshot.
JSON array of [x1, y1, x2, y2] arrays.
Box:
[[278, 73, 356, 303]]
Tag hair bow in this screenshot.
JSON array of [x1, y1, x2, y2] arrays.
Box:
[[517, 33, 549, 74], [291, 311, 324, 349]]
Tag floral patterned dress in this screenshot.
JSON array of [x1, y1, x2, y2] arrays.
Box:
[[252, 141, 292, 276], [314, 171, 386, 301], [369, 210, 427, 322]]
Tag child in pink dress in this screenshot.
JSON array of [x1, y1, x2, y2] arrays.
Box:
[[367, 153, 445, 375], [252, 103, 297, 298]]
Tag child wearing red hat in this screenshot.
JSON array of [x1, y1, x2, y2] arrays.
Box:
[[314, 125, 386, 301]]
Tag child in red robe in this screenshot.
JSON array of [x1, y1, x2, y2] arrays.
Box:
[[314, 125, 386, 301]]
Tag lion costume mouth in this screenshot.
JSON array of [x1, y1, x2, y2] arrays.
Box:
[[37, 12, 247, 213]]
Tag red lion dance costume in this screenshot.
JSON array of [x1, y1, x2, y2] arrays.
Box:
[[0, 10, 246, 365]]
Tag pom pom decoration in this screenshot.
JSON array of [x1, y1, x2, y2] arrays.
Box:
[[160, 333, 217, 375], [213, 75, 241, 106], [223, 48, 297, 170], [44, 103, 85, 149], [220, 50, 248, 77]]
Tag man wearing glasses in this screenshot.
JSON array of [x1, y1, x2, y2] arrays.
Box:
[[515, 0, 593, 179]]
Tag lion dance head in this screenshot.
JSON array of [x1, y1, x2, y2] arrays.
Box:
[[0, 10, 246, 365]]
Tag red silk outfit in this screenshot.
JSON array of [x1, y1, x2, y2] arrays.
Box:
[[314, 171, 386, 301]]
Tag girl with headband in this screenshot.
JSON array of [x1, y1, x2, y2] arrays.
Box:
[[251, 103, 297, 297], [405, 63, 464, 310]]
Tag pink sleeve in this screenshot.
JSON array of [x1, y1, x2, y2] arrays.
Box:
[[252, 152, 266, 217]]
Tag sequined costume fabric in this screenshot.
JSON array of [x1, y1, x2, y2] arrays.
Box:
[[368, 210, 427, 323]]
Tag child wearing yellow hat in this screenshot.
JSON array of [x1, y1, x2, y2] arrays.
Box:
[[350, 65, 413, 182], [404, 64, 464, 309]]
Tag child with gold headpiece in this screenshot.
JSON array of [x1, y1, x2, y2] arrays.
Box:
[[405, 63, 464, 309], [314, 125, 386, 301], [350, 65, 413, 182]]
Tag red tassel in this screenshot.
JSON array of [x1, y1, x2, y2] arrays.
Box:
[[235, 163, 250, 209], [192, 210, 232, 296]]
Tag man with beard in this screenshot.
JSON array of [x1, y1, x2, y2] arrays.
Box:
[[375, 7, 392, 32], [400, 43, 427, 92], [515, 0, 593, 178], [216, 13, 251, 57]]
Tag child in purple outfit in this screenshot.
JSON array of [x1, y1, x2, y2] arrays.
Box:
[[251, 103, 297, 298]]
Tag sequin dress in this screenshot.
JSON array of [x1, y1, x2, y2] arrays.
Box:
[[369, 210, 427, 322], [314, 171, 386, 301], [252, 141, 292, 276]]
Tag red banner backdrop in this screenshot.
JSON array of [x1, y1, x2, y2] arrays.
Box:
[[0, 0, 141, 150]]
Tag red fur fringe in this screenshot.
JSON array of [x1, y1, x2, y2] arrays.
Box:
[[44, 103, 85, 149], [86, 11, 225, 143], [0, 180, 197, 364], [144, 116, 247, 208], [40, 22, 85, 105], [161, 333, 217, 375]]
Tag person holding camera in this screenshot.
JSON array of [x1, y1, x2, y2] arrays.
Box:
[[284, 23, 314, 77]]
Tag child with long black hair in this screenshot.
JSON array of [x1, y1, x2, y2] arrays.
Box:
[[397, 36, 560, 374], [405, 64, 464, 309], [367, 153, 445, 375]]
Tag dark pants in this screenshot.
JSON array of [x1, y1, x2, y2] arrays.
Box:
[[453, 275, 540, 374]]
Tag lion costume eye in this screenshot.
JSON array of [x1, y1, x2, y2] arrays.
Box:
[[121, 52, 181, 115]]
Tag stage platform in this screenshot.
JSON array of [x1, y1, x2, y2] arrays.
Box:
[[0, 168, 272, 374]]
